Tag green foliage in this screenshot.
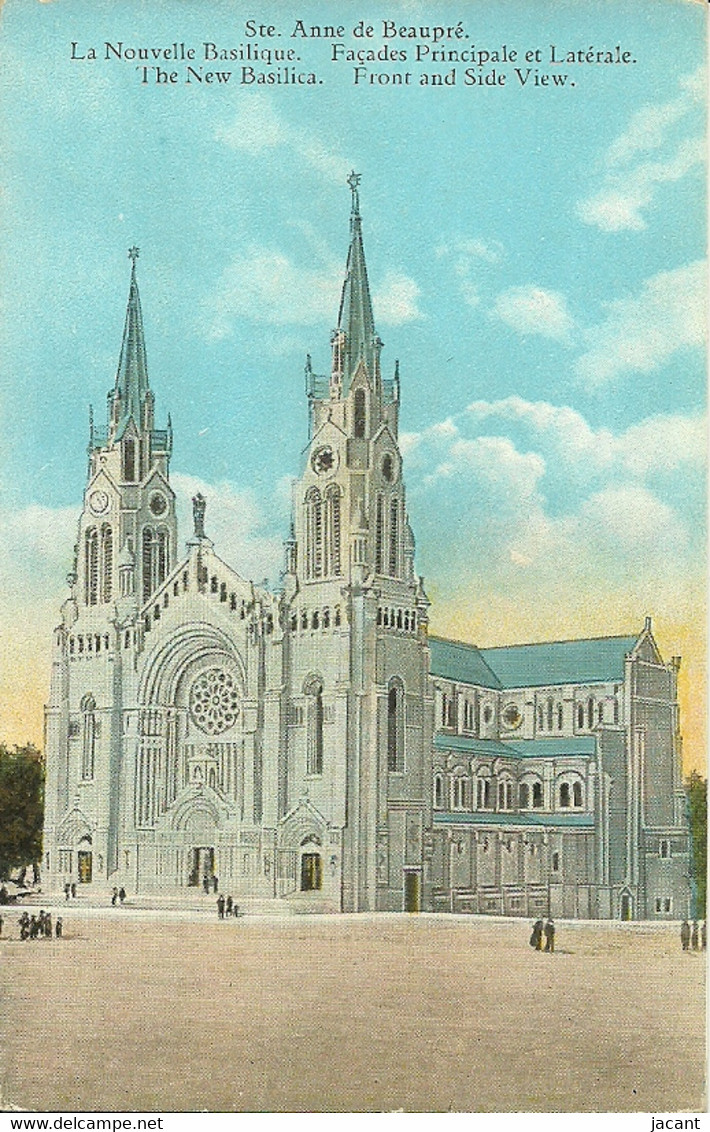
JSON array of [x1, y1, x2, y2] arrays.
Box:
[[0, 743, 45, 879], [686, 771, 707, 918]]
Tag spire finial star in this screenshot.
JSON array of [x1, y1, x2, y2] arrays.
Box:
[[128, 246, 140, 264]]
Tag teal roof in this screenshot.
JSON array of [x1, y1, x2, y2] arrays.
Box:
[[429, 636, 501, 690], [434, 734, 511, 756], [112, 257, 150, 440], [435, 734, 596, 760], [479, 635, 637, 688], [434, 812, 594, 829], [338, 179, 376, 393]]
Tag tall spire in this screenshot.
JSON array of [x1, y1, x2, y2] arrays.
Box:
[[336, 173, 377, 392], [112, 247, 150, 438]]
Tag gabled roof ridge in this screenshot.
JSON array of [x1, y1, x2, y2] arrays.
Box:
[[480, 631, 638, 651]]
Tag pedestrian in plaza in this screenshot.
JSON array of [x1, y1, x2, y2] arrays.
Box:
[[232, 903, 240, 918], [691, 920, 699, 950], [225, 895, 233, 917], [529, 919, 543, 950], [213, 875, 219, 894], [44, 913, 52, 938], [55, 917, 63, 938], [217, 893, 225, 919], [680, 919, 691, 950], [202, 876, 210, 895], [119, 887, 126, 905], [543, 918, 555, 953], [29, 915, 39, 939], [19, 912, 29, 940], [111, 887, 118, 906], [64, 882, 71, 901], [71, 882, 76, 898]]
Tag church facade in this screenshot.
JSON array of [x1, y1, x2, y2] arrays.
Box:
[[42, 181, 691, 919]]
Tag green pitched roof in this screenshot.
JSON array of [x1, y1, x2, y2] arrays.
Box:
[[337, 176, 376, 393], [479, 635, 637, 689], [429, 636, 502, 690], [113, 255, 150, 440], [435, 734, 596, 760]]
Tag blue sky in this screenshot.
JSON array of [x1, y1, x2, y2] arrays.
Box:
[[0, 0, 705, 767]]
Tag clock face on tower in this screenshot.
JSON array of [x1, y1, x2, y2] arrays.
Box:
[[149, 492, 167, 516], [311, 445, 336, 475], [89, 490, 109, 515]]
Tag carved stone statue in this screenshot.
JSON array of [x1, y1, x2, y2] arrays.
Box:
[[192, 493, 206, 540]]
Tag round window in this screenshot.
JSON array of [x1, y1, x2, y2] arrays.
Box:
[[502, 703, 522, 730], [150, 492, 167, 516], [189, 668, 240, 735]]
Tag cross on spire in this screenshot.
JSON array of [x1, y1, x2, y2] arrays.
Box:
[[128, 246, 140, 264]]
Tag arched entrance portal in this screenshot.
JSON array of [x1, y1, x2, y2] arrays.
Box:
[[620, 891, 633, 920]]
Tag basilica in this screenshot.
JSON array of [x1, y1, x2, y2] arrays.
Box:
[[42, 179, 691, 919]]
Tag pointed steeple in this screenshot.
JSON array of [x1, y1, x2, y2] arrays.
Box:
[[111, 247, 150, 439], [336, 173, 378, 393]]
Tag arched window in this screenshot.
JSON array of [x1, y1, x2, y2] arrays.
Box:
[[559, 782, 571, 808], [305, 488, 323, 580], [573, 780, 583, 807], [577, 703, 584, 730], [546, 698, 553, 731], [142, 528, 154, 603], [375, 494, 384, 573], [519, 782, 530, 809], [598, 702, 604, 723], [325, 485, 342, 576], [81, 694, 96, 780], [305, 678, 324, 776], [389, 498, 399, 577], [537, 704, 543, 730], [434, 774, 443, 808], [557, 704, 563, 731], [587, 697, 594, 729], [477, 776, 491, 809], [387, 678, 405, 772], [85, 527, 98, 605], [101, 524, 113, 603], [123, 435, 136, 482], [353, 388, 366, 438], [532, 781, 543, 808], [613, 697, 619, 724]]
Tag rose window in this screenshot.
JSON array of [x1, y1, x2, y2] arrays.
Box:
[[189, 668, 240, 735]]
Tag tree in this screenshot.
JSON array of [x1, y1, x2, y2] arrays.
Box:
[[0, 744, 45, 880], [686, 771, 707, 918]]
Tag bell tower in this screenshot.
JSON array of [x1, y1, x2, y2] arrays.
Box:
[[43, 249, 176, 888], [283, 177, 433, 912]]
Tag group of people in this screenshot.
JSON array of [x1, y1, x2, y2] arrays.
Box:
[[529, 918, 555, 952], [111, 887, 127, 906], [680, 919, 706, 951], [18, 910, 63, 940], [63, 882, 77, 900], [216, 894, 240, 919]]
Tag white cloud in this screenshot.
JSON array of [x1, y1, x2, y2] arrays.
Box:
[[206, 248, 342, 338], [436, 237, 504, 308], [575, 260, 706, 387], [373, 271, 422, 325], [216, 93, 350, 181], [206, 251, 421, 339], [577, 136, 705, 233], [491, 285, 574, 342], [577, 65, 705, 232]]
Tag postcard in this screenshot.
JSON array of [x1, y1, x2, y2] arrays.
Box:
[[0, 0, 705, 1117]]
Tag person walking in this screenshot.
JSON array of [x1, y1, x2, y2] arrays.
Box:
[[543, 918, 555, 953], [225, 895, 233, 917], [111, 887, 118, 906], [529, 919, 543, 950], [118, 887, 126, 905], [64, 882, 71, 902], [44, 913, 52, 938], [680, 920, 691, 951], [691, 920, 699, 950], [217, 894, 225, 919], [55, 917, 63, 938]]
